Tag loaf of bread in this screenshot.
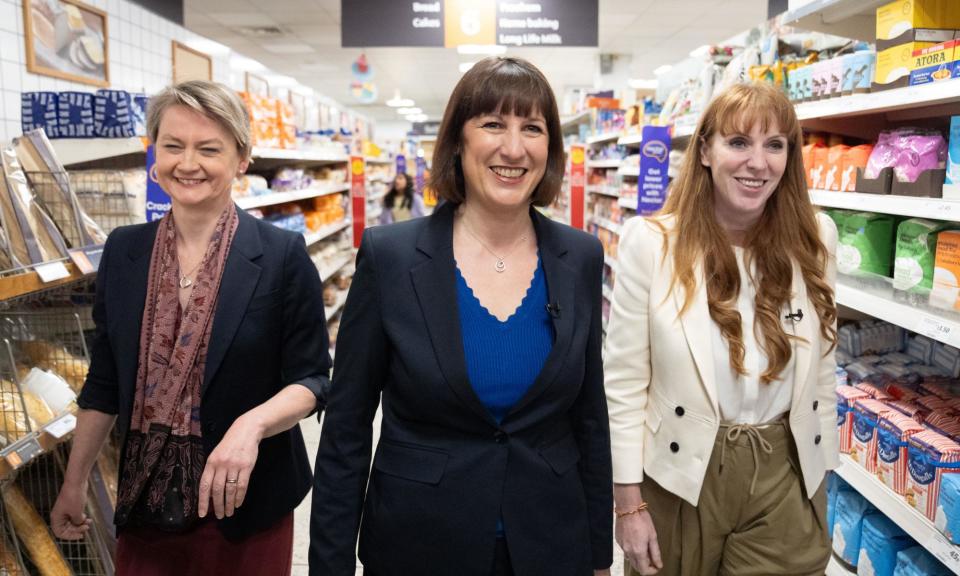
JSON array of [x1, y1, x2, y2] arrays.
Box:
[[0, 381, 37, 446], [0, 533, 24, 575], [2, 485, 71, 576], [18, 341, 88, 393]]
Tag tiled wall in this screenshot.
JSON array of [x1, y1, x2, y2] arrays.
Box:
[[0, 0, 252, 144]]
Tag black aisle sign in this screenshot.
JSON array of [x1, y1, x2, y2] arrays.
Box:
[[342, 1, 598, 48]]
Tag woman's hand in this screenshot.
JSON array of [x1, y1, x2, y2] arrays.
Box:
[[50, 480, 92, 539], [616, 511, 663, 575], [593, 570, 611, 576], [198, 415, 262, 519]]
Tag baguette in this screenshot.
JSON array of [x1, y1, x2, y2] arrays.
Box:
[[0, 533, 24, 575], [2, 485, 71, 576]]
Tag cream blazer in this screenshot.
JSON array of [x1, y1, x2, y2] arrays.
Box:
[[604, 212, 839, 506]]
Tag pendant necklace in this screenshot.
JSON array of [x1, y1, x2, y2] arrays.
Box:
[[460, 217, 528, 273], [178, 257, 203, 289]]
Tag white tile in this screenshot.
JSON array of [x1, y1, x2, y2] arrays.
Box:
[[107, 0, 119, 17], [0, 125, 7, 147], [3, 95, 19, 128], [0, 3, 16, 33], [0, 29, 20, 63], [5, 120, 18, 141], [0, 60, 19, 91], [118, 0, 129, 22], [0, 90, 5, 124], [20, 70, 37, 91], [36, 76, 54, 91]]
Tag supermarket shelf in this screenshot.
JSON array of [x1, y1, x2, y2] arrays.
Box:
[[618, 166, 640, 178], [796, 81, 960, 121], [251, 147, 349, 163], [317, 252, 354, 283], [0, 261, 90, 301], [304, 220, 350, 247], [586, 185, 620, 198], [586, 132, 621, 146], [781, 0, 887, 42], [0, 412, 77, 481], [367, 206, 383, 222], [672, 117, 698, 140], [367, 175, 391, 184], [364, 156, 393, 164], [561, 110, 591, 130], [618, 197, 637, 210], [324, 289, 349, 321], [51, 137, 146, 166], [811, 190, 960, 222], [602, 283, 613, 303], [235, 184, 349, 210], [617, 134, 643, 147], [835, 280, 960, 349], [835, 454, 960, 571], [367, 189, 388, 203], [589, 215, 622, 234], [586, 159, 623, 169], [825, 555, 854, 576], [604, 255, 619, 273]]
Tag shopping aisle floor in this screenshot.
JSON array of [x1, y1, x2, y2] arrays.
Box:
[[292, 414, 625, 575]]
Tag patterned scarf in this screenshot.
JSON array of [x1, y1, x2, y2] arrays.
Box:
[[115, 205, 239, 531]]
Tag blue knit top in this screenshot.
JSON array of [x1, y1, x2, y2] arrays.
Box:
[[455, 258, 553, 424]]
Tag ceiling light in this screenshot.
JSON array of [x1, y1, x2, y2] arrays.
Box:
[[628, 78, 658, 90], [229, 54, 267, 72], [653, 64, 673, 76], [386, 90, 415, 107], [459, 62, 476, 73], [457, 44, 507, 55], [397, 107, 422, 115], [406, 113, 429, 123], [689, 44, 710, 58]]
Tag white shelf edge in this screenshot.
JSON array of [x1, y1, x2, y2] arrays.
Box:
[[617, 134, 643, 147], [781, 0, 885, 41], [836, 281, 960, 349], [811, 190, 960, 223], [251, 147, 349, 163], [796, 81, 960, 121], [303, 220, 350, 247], [560, 110, 591, 130], [586, 185, 621, 198], [618, 166, 640, 178], [585, 159, 623, 169], [586, 132, 622, 145], [235, 184, 349, 210], [835, 454, 960, 571], [589, 215, 622, 234], [51, 137, 146, 166], [324, 289, 349, 321], [317, 253, 354, 283], [367, 190, 388, 203], [367, 176, 392, 184], [618, 197, 637, 210], [364, 156, 394, 164]]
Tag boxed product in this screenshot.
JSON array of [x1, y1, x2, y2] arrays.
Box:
[[841, 145, 874, 192], [56, 91, 95, 138], [20, 92, 59, 137], [852, 399, 893, 472], [877, 410, 926, 494], [909, 39, 960, 85], [825, 144, 849, 191], [908, 334, 937, 364], [833, 488, 878, 567], [858, 513, 916, 576], [894, 219, 950, 294], [838, 386, 871, 454], [837, 212, 896, 277], [893, 545, 952, 575], [945, 116, 960, 200], [906, 429, 960, 520], [931, 230, 960, 311], [876, 0, 960, 42], [93, 89, 138, 138], [935, 473, 960, 544], [842, 51, 877, 95]]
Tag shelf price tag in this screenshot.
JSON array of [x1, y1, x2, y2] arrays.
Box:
[[44, 413, 77, 439], [924, 200, 960, 221], [919, 315, 954, 343], [34, 261, 70, 283], [926, 532, 960, 569], [4, 436, 41, 469]]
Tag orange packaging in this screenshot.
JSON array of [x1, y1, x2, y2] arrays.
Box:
[[586, 97, 620, 109], [825, 144, 850, 191], [810, 145, 830, 189], [802, 143, 823, 188], [841, 144, 875, 191]]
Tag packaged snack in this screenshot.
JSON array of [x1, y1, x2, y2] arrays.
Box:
[[837, 212, 897, 277], [842, 144, 874, 191], [825, 145, 849, 191], [932, 230, 960, 312], [894, 219, 950, 294]]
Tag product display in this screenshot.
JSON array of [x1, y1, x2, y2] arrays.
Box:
[[1, 485, 71, 576]]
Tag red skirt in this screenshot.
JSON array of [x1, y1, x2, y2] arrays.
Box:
[[115, 513, 293, 576]]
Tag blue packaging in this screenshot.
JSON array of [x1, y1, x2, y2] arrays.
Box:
[[21, 92, 59, 137], [833, 489, 878, 566], [893, 545, 951, 575], [935, 473, 960, 544], [858, 514, 915, 576], [947, 117, 960, 198], [132, 93, 148, 137], [94, 89, 136, 138], [57, 91, 96, 138]]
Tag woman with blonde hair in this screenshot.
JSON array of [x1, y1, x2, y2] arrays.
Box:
[[605, 82, 838, 575]]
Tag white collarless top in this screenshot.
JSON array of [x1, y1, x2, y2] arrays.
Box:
[[711, 247, 795, 425]]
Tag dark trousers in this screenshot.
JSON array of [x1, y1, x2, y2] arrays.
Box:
[[365, 538, 514, 576]]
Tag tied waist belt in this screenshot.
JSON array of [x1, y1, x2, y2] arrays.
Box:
[[718, 418, 787, 495]]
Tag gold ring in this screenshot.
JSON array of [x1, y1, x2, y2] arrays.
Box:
[[225, 478, 238, 484]]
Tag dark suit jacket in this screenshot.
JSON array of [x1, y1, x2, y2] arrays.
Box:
[[77, 206, 331, 541], [309, 202, 613, 576]]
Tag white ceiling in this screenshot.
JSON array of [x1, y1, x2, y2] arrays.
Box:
[[183, 0, 769, 122]]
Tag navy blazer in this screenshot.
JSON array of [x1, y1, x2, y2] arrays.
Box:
[[77, 206, 331, 541], [309, 202, 613, 575]]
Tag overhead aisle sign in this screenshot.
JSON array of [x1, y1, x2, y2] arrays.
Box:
[[342, 1, 598, 48]]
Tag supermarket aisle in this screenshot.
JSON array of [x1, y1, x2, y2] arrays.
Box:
[[291, 412, 625, 575]]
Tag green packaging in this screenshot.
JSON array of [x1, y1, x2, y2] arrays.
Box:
[[894, 218, 955, 292], [837, 212, 896, 277]]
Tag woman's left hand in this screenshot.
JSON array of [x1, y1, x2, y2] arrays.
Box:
[[593, 570, 611, 576], [198, 415, 263, 519]]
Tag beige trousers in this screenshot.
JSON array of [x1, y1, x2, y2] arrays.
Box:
[[628, 418, 830, 576]]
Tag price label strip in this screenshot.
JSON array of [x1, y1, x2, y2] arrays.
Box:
[[3, 436, 42, 470], [34, 261, 71, 283], [44, 413, 77, 439], [919, 315, 955, 345], [927, 531, 960, 569]]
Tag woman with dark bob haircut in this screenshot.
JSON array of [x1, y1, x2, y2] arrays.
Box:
[[310, 56, 613, 576]]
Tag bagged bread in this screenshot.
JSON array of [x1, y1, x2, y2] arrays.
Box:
[[19, 341, 88, 393], [0, 380, 37, 446], [0, 147, 69, 264], [2, 485, 71, 576]]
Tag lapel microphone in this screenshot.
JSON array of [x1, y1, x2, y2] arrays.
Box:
[[784, 308, 804, 322], [546, 301, 562, 319]]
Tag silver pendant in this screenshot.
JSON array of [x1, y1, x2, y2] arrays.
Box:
[[179, 276, 192, 289], [495, 260, 506, 273]]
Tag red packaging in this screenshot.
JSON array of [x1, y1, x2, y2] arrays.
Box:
[[851, 399, 893, 473], [837, 386, 871, 454], [906, 430, 960, 521], [877, 411, 925, 495]]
